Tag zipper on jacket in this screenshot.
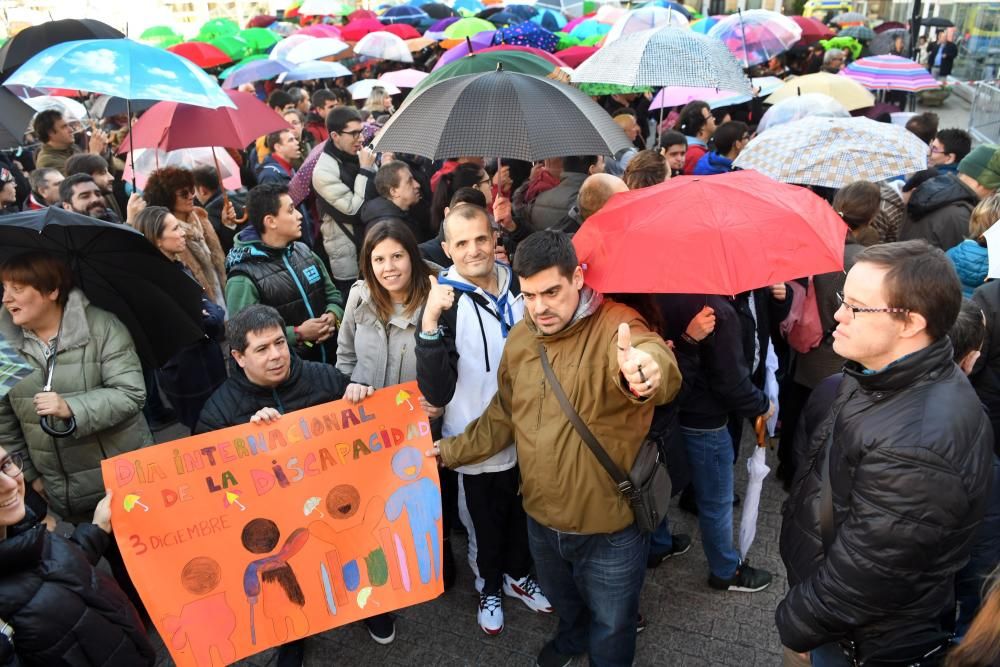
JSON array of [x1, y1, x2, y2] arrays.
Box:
[[281, 253, 326, 364], [398, 344, 406, 386]]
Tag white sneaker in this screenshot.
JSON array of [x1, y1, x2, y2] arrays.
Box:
[[503, 574, 553, 613], [478, 592, 504, 635]]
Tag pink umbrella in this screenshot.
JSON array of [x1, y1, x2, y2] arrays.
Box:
[[296, 24, 343, 38], [378, 68, 429, 88], [556, 45, 598, 67], [649, 86, 749, 110]]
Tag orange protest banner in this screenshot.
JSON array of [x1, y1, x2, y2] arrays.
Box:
[[100, 382, 442, 667]]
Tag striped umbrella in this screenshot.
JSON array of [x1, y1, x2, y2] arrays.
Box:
[[831, 11, 867, 26], [842, 55, 940, 92]]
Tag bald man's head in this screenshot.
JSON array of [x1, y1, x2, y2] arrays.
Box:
[[579, 174, 628, 221]]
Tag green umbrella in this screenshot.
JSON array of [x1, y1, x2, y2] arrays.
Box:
[[555, 31, 580, 50], [141, 25, 180, 40], [209, 35, 253, 61], [218, 53, 269, 80], [442, 17, 496, 40], [414, 51, 558, 94], [578, 82, 652, 96], [579, 34, 605, 46], [238, 27, 282, 53], [198, 17, 240, 41]]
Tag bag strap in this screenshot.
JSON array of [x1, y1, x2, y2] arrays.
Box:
[[538, 343, 635, 496], [818, 383, 859, 554]]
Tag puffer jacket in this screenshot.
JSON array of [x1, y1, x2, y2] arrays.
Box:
[[777, 337, 994, 657], [0, 290, 151, 522], [523, 172, 587, 231], [439, 291, 682, 534], [972, 279, 1000, 456], [947, 239, 989, 297], [195, 351, 350, 433], [899, 173, 978, 250], [0, 509, 155, 667]]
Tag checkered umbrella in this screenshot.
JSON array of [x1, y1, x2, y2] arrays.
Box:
[[733, 116, 928, 188], [571, 26, 752, 94], [839, 25, 876, 41], [842, 54, 940, 92], [372, 68, 631, 161]]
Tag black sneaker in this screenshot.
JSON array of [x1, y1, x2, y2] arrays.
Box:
[[276, 639, 305, 667], [646, 534, 692, 568], [536, 640, 574, 667], [636, 613, 647, 634], [365, 613, 396, 645], [708, 562, 772, 593]]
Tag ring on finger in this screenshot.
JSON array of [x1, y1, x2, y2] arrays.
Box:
[[638, 367, 648, 383]]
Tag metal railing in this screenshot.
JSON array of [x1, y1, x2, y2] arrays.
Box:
[[969, 80, 1000, 145]]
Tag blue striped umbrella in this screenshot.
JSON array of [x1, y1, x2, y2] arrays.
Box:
[[842, 54, 940, 92]]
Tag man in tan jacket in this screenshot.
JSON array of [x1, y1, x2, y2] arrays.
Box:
[[429, 230, 681, 667]]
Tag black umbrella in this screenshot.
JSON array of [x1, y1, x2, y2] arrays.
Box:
[[89, 96, 157, 119], [0, 208, 205, 367], [421, 2, 458, 19], [921, 17, 955, 28], [0, 88, 35, 149], [0, 19, 125, 81], [372, 67, 632, 162]]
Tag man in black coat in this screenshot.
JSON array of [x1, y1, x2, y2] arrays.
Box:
[[777, 241, 994, 665]]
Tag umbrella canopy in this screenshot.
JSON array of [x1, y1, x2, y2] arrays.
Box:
[[407, 37, 437, 52], [733, 115, 928, 188], [569, 19, 611, 40], [643, 0, 694, 18], [295, 24, 343, 38], [355, 32, 415, 62], [422, 3, 459, 19], [341, 18, 389, 41], [0, 19, 124, 80], [0, 335, 33, 400], [739, 439, 770, 560], [88, 95, 157, 118], [507, 4, 539, 19], [488, 11, 527, 27], [348, 78, 402, 99], [604, 7, 688, 45], [707, 10, 803, 67], [7, 39, 236, 109], [790, 15, 833, 44], [0, 208, 205, 366], [238, 27, 283, 53], [247, 14, 278, 28], [563, 13, 597, 33], [491, 23, 559, 52], [0, 88, 35, 149], [414, 49, 560, 93], [839, 25, 876, 41], [348, 9, 380, 21], [168, 41, 233, 68], [277, 60, 352, 82], [479, 44, 566, 66], [443, 17, 497, 39], [222, 57, 294, 88], [123, 146, 243, 192], [373, 69, 631, 161], [208, 35, 254, 61], [139, 25, 184, 48], [425, 16, 461, 39], [831, 11, 867, 26], [454, 0, 485, 13], [285, 37, 350, 63], [218, 53, 268, 80], [532, 9, 568, 31], [197, 17, 240, 41], [572, 170, 847, 294], [382, 5, 431, 25], [378, 68, 429, 88], [556, 45, 598, 67], [23, 95, 88, 121], [119, 90, 289, 153], [383, 23, 423, 39], [756, 92, 850, 133], [920, 17, 954, 28], [648, 77, 783, 110], [572, 26, 752, 95], [434, 32, 498, 68], [870, 28, 910, 55], [270, 34, 315, 61], [689, 15, 719, 33], [765, 72, 875, 110], [874, 20, 906, 33], [842, 54, 940, 92]]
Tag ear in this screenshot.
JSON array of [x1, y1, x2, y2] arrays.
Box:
[[62, 202, 72, 211], [231, 348, 247, 369], [441, 240, 451, 260], [571, 265, 585, 290], [960, 350, 981, 376], [898, 310, 929, 339]]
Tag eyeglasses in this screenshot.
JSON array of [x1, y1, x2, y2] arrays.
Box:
[[338, 129, 364, 137], [836, 291, 910, 319], [929, 146, 947, 155], [0, 453, 23, 479]]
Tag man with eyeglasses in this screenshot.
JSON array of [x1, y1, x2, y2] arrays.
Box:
[[777, 240, 994, 667], [927, 129, 972, 175], [312, 106, 377, 296]]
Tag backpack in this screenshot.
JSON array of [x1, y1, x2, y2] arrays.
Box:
[[783, 278, 824, 354]]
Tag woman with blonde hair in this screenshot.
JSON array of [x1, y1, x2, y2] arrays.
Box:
[[947, 193, 1000, 297], [362, 86, 395, 116]]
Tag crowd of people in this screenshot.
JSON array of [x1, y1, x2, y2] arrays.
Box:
[[0, 9, 999, 667]]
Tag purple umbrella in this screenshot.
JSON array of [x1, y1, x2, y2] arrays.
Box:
[[492, 22, 558, 52], [425, 16, 460, 40], [433, 31, 497, 69], [222, 58, 294, 89]]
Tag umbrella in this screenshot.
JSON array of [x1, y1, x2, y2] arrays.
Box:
[[295, 24, 344, 38], [790, 15, 833, 44], [355, 32, 414, 62], [488, 11, 527, 27], [0, 334, 33, 400], [595, 5, 628, 25], [870, 28, 910, 56], [556, 45, 598, 67], [382, 5, 431, 25], [578, 82, 652, 96], [920, 17, 954, 28], [433, 32, 498, 68], [443, 17, 498, 39], [842, 54, 941, 92], [407, 37, 438, 52], [569, 19, 611, 41], [739, 419, 770, 561], [208, 35, 254, 61], [839, 25, 876, 41], [383, 24, 423, 40], [372, 68, 632, 161], [0, 88, 38, 149], [479, 45, 566, 67], [88, 96, 157, 118], [477, 7, 506, 20], [198, 17, 240, 41], [269, 34, 315, 61], [0, 208, 205, 366], [414, 50, 561, 93], [532, 9, 568, 31], [348, 9, 380, 21], [604, 7, 689, 46], [277, 60, 353, 82], [123, 147, 244, 192], [341, 19, 390, 42], [765, 72, 875, 110], [983, 222, 1000, 280], [222, 58, 295, 88], [348, 78, 402, 99], [425, 17, 461, 40], [454, 0, 485, 13], [732, 115, 928, 188], [689, 15, 720, 34], [707, 10, 803, 67], [571, 170, 847, 295], [874, 20, 906, 33], [506, 5, 539, 20], [563, 14, 597, 33], [238, 27, 283, 53], [168, 41, 233, 68], [285, 37, 350, 63], [218, 54, 268, 80], [648, 77, 783, 110], [491, 23, 559, 52], [247, 14, 279, 28], [23, 95, 88, 122], [300, 0, 353, 14], [422, 3, 459, 19], [643, 0, 694, 19], [572, 26, 752, 95], [756, 92, 850, 133], [139, 26, 184, 49], [378, 68, 429, 88], [0, 19, 124, 80], [118, 90, 289, 153], [831, 11, 868, 26]]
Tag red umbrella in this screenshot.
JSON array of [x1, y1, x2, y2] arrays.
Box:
[[167, 41, 233, 68], [555, 45, 598, 67], [382, 23, 422, 39], [349, 9, 379, 21], [247, 14, 277, 28], [341, 18, 387, 42], [791, 16, 833, 45], [478, 44, 566, 67], [572, 170, 847, 295], [117, 90, 289, 153], [874, 20, 906, 33]]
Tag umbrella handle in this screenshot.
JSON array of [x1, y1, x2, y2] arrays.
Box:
[[754, 415, 767, 447], [40, 415, 77, 438]]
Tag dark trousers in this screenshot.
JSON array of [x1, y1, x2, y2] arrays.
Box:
[[459, 466, 531, 594], [104, 532, 148, 623]]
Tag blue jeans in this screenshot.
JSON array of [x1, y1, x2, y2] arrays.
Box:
[[682, 424, 740, 579], [527, 516, 649, 667], [954, 457, 1000, 638], [811, 643, 851, 667], [649, 516, 673, 555]]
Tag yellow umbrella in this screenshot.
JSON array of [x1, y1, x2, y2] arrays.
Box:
[[395, 389, 415, 411], [123, 493, 149, 512], [765, 72, 875, 111]]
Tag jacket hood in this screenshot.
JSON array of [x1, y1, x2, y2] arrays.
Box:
[[437, 263, 519, 337], [359, 196, 407, 227], [843, 335, 954, 392], [908, 173, 979, 218], [226, 225, 292, 270]]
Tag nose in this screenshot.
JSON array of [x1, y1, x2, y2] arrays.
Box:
[[833, 302, 850, 325]]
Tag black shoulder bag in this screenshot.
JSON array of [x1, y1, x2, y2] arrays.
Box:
[[538, 343, 670, 533]]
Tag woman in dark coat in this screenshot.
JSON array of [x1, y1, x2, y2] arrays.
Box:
[[0, 445, 155, 667]]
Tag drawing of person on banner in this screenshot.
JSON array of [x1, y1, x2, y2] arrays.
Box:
[[163, 556, 238, 667], [386, 446, 442, 585], [240, 519, 310, 645]]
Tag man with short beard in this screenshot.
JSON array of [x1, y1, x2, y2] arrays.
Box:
[[59, 173, 144, 225], [64, 153, 123, 222]]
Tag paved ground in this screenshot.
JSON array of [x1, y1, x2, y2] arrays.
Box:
[[146, 422, 789, 667]]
